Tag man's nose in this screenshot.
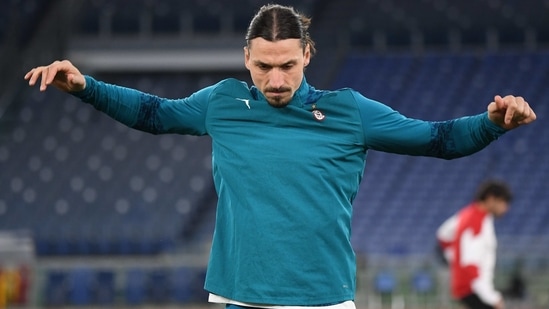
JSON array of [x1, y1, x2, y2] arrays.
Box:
[[269, 69, 284, 89]]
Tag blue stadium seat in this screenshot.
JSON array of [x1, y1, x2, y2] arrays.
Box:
[[95, 270, 116, 305], [411, 270, 434, 294], [146, 268, 171, 303], [68, 267, 94, 305], [172, 267, 194, 303], [125, 268, 146, 305], [374, 271, 396, 294], [44, 270, 69, 306]]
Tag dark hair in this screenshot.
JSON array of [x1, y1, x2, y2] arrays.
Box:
[[245, 4, 316, 56], [474, 180, 513, 202]]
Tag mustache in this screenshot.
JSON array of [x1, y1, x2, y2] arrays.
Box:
[[265, 87, 291, 93]]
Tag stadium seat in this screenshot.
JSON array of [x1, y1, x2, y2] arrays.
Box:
[[125, 268, 146, 305], [43, 270, 69, 306], [146, 268, 172, 303], [374, 271, 396, 294], [171, 267, 194, 303], [68, 267, 94, 305], [94, 270, 116, 305], [411, 270, 434, 294]]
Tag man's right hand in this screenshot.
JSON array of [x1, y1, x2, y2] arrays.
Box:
[[24, 60, 86, 92]]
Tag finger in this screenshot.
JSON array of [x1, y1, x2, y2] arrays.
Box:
[[40, 67, 52, 91], [518, 103, 537, 124], [27, 68, 42, 86], [493, 95, 505, 109], [24, 68, 35, 80], [503, 95, 517, 125], [45, 63, 61, 86], [517, 101, 530, 122], [514, 96, 526, 117]]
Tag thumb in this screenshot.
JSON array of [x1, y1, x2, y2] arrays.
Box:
[[492, 95, 515, 125], [493, 95, 505, 108], [487, 98, 503, 115], [67, 73, 86, 91]]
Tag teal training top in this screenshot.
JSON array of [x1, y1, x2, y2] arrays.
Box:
[[73, 76, 506, 306]]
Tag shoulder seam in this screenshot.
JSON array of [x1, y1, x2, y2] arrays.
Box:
[[347, 90, 367, 148], [204, 79, 236, 132]]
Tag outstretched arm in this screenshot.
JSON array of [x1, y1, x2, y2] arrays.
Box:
[[24, 60, 210, 136], [354, 91, 536, 159]]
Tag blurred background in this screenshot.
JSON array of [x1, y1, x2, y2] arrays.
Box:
[[0, 0, 548, 308]]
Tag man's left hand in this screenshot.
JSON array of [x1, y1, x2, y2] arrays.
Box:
[[487, 95, 536, 130]]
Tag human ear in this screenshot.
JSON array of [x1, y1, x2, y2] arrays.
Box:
[[303, 44, 311, 67], [244, 46, 251, 70]]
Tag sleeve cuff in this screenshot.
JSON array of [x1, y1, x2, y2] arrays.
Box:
[[481, 111, 508, 136], [69, 75, 96, 101]]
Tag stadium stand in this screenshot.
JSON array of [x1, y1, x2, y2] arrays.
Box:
[[0, 0, 51, 48], [0, 72, 240, 256], [335, 51, 549, 258], [71, 0, 316, 37], [2, 50, 547, 259]]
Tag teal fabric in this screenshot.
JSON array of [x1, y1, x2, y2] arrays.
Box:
[[73, 76, 505, 305]]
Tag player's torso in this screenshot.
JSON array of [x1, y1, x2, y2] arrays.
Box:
[[203, 79, 361, 303], [205, 79, 366, 179]]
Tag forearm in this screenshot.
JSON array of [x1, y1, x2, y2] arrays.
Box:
[[71, 76, 165, 134], [427, 113, 507, 159], [357, 92, 506, 158]]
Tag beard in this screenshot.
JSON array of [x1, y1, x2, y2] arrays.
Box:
[[267, 96, 290, 108], [264, 87, 292, 108]]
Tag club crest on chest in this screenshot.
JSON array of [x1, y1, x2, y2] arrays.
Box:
[[311, 104, 325, 121]]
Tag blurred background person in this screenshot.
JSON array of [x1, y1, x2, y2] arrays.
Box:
[[437, 180, 513, 309]]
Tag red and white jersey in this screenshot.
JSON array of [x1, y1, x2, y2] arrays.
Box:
[[436, 203, 501, 306]]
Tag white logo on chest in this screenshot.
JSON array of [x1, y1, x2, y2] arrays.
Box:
[[236, 98, 251, 109]]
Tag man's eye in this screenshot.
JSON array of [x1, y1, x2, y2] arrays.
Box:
[[258, 64, 270, 70]]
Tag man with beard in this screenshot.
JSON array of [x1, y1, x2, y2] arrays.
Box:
[[25, 4, 535, 309]]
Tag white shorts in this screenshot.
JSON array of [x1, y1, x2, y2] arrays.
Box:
[[209, 293, 356, 309]]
